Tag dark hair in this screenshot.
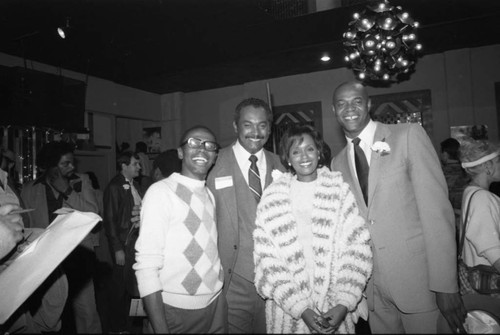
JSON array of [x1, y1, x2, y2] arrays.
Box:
[[36, 141, 75, 170], [279, 124, 327, 174], [440, 138, 460, 161], [116, 151, 140, 171], [135, 141, 148, 153], [153, 149, 182, 178], [179, 125, 217, 146], [234, 98, 273, 124]]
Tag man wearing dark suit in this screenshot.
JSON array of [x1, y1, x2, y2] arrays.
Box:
[[330, 81, 466, 333], [207, 98, 285, 333], [103, 151, 143, 333]]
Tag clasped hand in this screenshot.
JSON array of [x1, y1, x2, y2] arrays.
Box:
[[302, 305, 347, 334]]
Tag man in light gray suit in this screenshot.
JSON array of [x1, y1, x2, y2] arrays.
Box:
[[330, 81, 466, 333], [207, 98, 285, 333]]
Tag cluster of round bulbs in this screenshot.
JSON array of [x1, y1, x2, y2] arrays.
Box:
[[342, 0, 422, 82]]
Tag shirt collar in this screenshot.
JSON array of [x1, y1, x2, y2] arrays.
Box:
[[233, 140, 264, 162], [345, 119, 377, 146]]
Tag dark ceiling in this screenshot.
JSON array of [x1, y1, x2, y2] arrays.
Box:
[[1, 0, 500, 94]]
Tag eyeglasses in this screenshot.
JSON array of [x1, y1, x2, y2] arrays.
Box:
[[181, 137, 219, 152]]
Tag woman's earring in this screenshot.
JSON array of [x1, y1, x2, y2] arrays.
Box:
[[288, 162, 291, 166]]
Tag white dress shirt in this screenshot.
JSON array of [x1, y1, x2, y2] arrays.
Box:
[[232, 140, 267, 190]]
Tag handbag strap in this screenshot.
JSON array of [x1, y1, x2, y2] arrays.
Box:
[[458, 188, 482, 258]]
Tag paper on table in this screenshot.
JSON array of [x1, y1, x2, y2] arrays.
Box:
[[0, 210, 101, 324]]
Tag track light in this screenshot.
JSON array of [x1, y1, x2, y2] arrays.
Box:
[[57, 17, 71, 39]]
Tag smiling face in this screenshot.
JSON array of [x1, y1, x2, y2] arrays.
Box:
[[332, 82, 371, 139], [178, 127, 218, 180], [288, 133, 319, 182], [233, 106, 271, 154]]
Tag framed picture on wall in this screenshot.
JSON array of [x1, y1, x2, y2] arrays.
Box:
[[266, 101, 323, 154], [370, 89, 433, 136]]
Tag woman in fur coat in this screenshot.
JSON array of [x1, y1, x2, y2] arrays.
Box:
[[253, 125, 372, 334]]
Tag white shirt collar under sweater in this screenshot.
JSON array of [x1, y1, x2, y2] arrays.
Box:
[[232, 140, 267, 189], [346, 119, 377, 176]]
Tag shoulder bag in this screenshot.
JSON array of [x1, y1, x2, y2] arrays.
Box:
[[458, 189, 500, 295]]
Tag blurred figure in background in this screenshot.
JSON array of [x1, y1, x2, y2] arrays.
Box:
[[151, 149, 182, 182], [103, 151, 144, 334], [21, 141, 101, 334], [458, 139, 500, 294], [135, 141, 152, 178], [0, 149, 20, 193], [440, 138, 470, 214]]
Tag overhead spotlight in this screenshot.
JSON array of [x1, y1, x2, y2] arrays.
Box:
[[321, 55, 331, 62], [57, 17, 71, 39]]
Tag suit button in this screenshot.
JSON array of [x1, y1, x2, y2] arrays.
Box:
[[233, 245, 237, 250], [228, 269, 232, 274]]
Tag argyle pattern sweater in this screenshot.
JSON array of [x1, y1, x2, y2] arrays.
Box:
[[253, 167, 373, 334], [134, 173, 223, 309]]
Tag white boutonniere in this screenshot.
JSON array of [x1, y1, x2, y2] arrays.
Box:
[[123, 184, 130, 190], [271, 169, 283, 181], [371, 140, 391, 155]]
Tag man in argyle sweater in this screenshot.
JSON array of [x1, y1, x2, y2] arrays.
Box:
[[134, 126, 226, 333]]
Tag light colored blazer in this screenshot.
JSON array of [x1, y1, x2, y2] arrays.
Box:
[[207, 144, 284, 292], [21, 172, 100, 247], [331, 121, 457, 313]]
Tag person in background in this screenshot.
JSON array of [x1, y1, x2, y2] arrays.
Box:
[[85, 170, 115, 333], [0, 204, 23, 259], [458, 139, 500, 296], [151, 148, 182, 182], [135, 141, 153, 178], [253, 124, 372, 333], [134, 126, 226, 333], [20, 141, 100, 333], [0, 204, 69, 334], [103, 151, 144, 334], [440, 138, 470, 215], [330, 81, 466, 333], [207, 98, 285, 333], [0, 149, 20, 192]]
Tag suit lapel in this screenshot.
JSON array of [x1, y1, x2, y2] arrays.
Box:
[[367, 122, 392, 206], [335, 148, 367, 213], [219, 148, 239, 231], [263, 150, 276, 188]]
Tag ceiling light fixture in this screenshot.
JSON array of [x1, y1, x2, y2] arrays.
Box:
[[57, 17, 71, 39], [321, 55, 331, 62], [342, 0, 422, 83]]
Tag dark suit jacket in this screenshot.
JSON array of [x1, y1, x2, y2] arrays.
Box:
[[103, 173, 144, 253], [207, 144, 284, 292], [331, 122, 457, 313]]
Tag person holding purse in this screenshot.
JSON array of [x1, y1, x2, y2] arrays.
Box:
[[457, 138, 500, 320]]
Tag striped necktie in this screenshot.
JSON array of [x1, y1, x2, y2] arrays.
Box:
[[352, 137, 369, 205], [248, 155, 262, 202]]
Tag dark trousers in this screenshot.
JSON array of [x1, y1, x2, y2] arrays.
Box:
[[226, 272, 266, 334], [108, 264, 132, 332], [145, 292, 227, 334]]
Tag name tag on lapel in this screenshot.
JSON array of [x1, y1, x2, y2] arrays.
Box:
[[215, 176, 233, 190]]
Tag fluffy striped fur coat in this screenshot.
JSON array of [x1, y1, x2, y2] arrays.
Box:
[[253, 167, 372, 334]]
